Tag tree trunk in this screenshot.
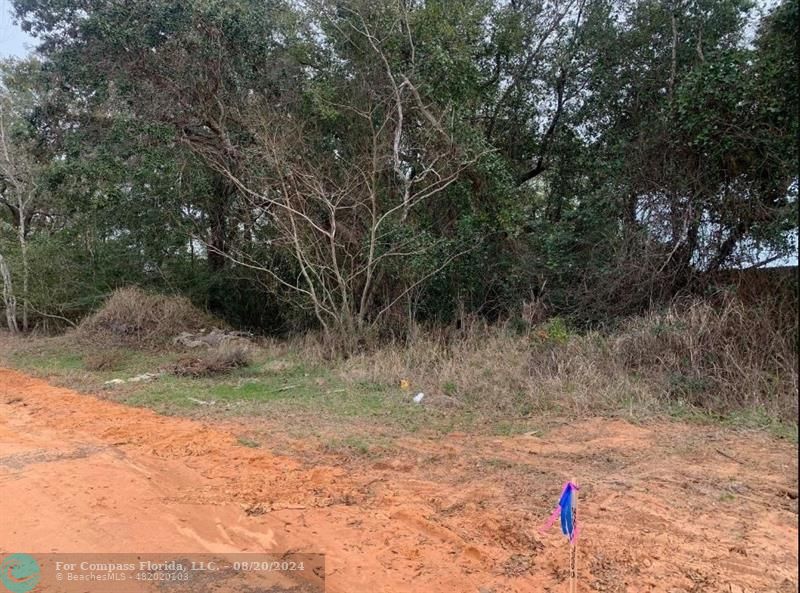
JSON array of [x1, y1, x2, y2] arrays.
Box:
[[18, 194, 29, 332], [208, 173, 234, 273], [0, 252, 19, 333], [205, 173, 237, 315]]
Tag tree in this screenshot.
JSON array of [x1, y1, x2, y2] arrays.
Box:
[[12, 0, 308, 276], [202, 0, 486, 338], [6, 0, 797, 333], [528, 0, 798, 319], [0, 59, 47, 331]]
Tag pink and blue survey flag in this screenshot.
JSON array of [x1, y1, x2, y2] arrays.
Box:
[[541, 481, 580, 543]]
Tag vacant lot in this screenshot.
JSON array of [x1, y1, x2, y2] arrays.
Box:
[[0, 357, 797, 592], [1, 1, 796, 590]]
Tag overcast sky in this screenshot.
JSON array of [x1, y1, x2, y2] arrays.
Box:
[[0, 1, 35, 58]]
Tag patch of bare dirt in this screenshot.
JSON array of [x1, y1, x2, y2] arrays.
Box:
[[0, 368, 796, 592]]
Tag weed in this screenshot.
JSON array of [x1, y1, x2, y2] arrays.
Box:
[[324, 436, 373, 457], [1, 292, 795, 437]]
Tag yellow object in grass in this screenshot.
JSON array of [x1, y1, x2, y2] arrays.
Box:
[[399, 379, 410, 391]]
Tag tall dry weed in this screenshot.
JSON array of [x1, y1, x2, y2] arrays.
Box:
[[328, 295, 797, 421], [613, 295, 797, 418]]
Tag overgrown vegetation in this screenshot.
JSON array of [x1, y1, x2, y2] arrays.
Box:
[[1, 287, 795, 439], [0, 0, 796, 336], [335, 294, 798, 422], [0, 0, 796, 433]]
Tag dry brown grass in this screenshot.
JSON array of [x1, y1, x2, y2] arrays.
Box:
[[334, 321, 635, 418], [613, 295, 797, 418], [166, 343, 253, 377], [286, 295, 798, 422], [77, 287, 221, 348]]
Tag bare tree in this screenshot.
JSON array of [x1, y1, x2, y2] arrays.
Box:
[[0, 91, 37, 332], [191, 2, 486, 341], [0, 251, 18, 332]]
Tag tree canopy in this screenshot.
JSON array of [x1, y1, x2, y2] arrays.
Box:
[[1, 0, 796, 335]]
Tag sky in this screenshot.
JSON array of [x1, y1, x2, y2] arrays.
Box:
[[0, 1, 35, 58]]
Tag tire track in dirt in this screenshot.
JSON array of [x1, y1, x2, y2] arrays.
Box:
[[0, 368, 797, 592]]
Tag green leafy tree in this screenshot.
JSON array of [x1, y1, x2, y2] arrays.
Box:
[[5, 0, 797, 334]]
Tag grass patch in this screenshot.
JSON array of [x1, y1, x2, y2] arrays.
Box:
[[0, 335, 184, 397], [723, 410, 799, 443], [13, 349, 84, 373], [89, 353, 437, 434], [323, 436, 374, 457], [1, 292, 796, 442], [665, 400, 798, 443]]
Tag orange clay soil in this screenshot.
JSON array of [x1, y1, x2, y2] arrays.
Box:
[[0, 367, 797, 592]]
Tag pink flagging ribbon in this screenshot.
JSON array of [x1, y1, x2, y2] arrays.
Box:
[[541, 503, 562, 532]]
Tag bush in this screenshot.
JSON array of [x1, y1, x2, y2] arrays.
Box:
[[77, 287, 221, 347], [612, 295, 798, 418]]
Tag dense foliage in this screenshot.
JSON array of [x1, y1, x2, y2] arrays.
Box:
[[0, 0, 796, 336]]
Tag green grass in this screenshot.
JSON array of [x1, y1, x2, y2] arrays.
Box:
[[723, 409, 799, 443], [118, 362, 431, 432], [5, 339, 176, 384], [1, 336, 796, 443], [0, 339, 439, 436], [18, 346, 425, 434], [9, 348, 84, 372]]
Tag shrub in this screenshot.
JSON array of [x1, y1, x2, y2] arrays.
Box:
[[612, 295, 797, 418]]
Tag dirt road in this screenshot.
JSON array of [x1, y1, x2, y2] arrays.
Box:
[[0, 368, 797, 592]]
